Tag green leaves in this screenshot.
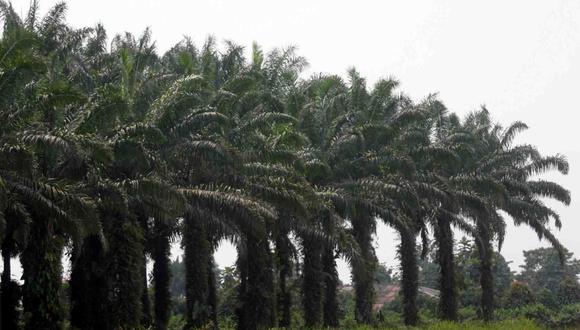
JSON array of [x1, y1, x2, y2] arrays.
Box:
[[525, 154, 570, 177], [527, 180, 571, 206]]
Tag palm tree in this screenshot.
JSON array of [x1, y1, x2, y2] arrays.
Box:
[[150, 39, 307, 329], [462, 108, 570, 321], [0, 5, 106, 329], [0, 4, 43, 326], [411, 97, 476, 322], [63, 26, 184, 329], [330, 72, 432, 325]]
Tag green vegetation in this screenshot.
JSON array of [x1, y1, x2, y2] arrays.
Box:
[[0, 2, 577, 329]]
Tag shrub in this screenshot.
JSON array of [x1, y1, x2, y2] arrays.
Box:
[[457, 306, 478, 321], [504, 281, 536, 308]]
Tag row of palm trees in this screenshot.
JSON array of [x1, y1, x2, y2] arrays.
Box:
[[0, 3, 571, 329]]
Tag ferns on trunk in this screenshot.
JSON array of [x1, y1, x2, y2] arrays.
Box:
[[237, 232, 276, 329], [302, 235, 323, 327], [398, 227, 419, 326], [436, 215, 458, 320], [476, 219, 494, 321], [70, 235, 110, 330], [183, 214, 213, 329], [1, 240, 19, 330], [21, 218, 65, 330], [152, 217, 172, 330], [275, 231, 293, 328], [351, 211, 376, 324], [322, 244, 340, 327]]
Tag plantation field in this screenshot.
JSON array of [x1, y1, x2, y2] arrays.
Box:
[[336, 319, 542, 330], [2, 2, 579, 329], [168, 319, 559, 330]]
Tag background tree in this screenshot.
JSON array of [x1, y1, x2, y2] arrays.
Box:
[[517, 247, 580, 306]]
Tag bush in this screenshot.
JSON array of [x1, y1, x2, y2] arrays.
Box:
[[504, 281, 536, 308], [496, 303, 580, 328], [457, 306, 478, 321], [167, 315, 186, 330], [536, 288, 558, 308], [556, 278, 580, 306], [548, 303, 580, 328]]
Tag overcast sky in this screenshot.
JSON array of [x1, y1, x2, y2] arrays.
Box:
[[8, 0, 580, 283]]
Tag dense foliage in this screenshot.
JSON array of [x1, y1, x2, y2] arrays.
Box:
[[0, 2, 575, 329]]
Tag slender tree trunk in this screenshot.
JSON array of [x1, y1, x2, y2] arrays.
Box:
[[21, 219, 65, 330], [0, 260, 1, 330], [70, 235, 110, 330], [322, 245, 340, 328], [139, 216, 152, 328], [141, 263, 153, 326], [435, 216, 458, 320], [141, 258, 152, 327], [1, 241, 18, 330], [208, 255, 218, 328], [236, 244, 249, 330], [248, 234, 277, 329], [96, 211, 145, 329], [0, 262, 2, 330], [275, 232, 292, 328], [303, 236, 323, 328], [110, 218, 144, 329], [475, 220, 494, 321], [183, 214, 212, 329], [152, 218, 172, 330], [399, 228, 419, 326], [0, 259, 2, 330], [351, 211, 376, 324], [238, 232, 276, 330]]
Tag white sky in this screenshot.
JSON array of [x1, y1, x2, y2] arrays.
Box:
[[6, 0, 580, 283]]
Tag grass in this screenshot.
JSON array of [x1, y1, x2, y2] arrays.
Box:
[[248, 319, 544, 330], [418, 318, 542, 330], [318, 318, 543, 329]]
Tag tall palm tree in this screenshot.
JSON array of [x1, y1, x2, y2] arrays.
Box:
[[462, 108, 570, 321], [0, 5, 106, 329], [411, 97, 477, 322]]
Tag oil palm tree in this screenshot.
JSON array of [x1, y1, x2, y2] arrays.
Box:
[[462, 108, 570, 321]]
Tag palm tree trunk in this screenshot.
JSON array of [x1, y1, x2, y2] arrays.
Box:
[[1, 241, 18, 330], [351, 211, 376, 324], [141, 252, 153, 329], [139, 216, 153, 328], [70, 235, 110, 330], [152, 218, 172, 330], [208, 255, 218, 328], [238, 232, 276, 329], [183, 214, 212, 329], [399, 227, 419, 326], [112, 219, 145, 329], [435, 216, 458, 320], [249, 234, 277, 329], [275, 232, 293, 328], [21, 219, 65, 330], [322, 245, 340, 328], [303, 236, 323, 328], [236, 244, 249, 330], [96, 211, 145, 329], [475, 220, 494, 321]]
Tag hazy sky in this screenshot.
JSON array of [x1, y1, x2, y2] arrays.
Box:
[[7, 0, 580, 283]]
